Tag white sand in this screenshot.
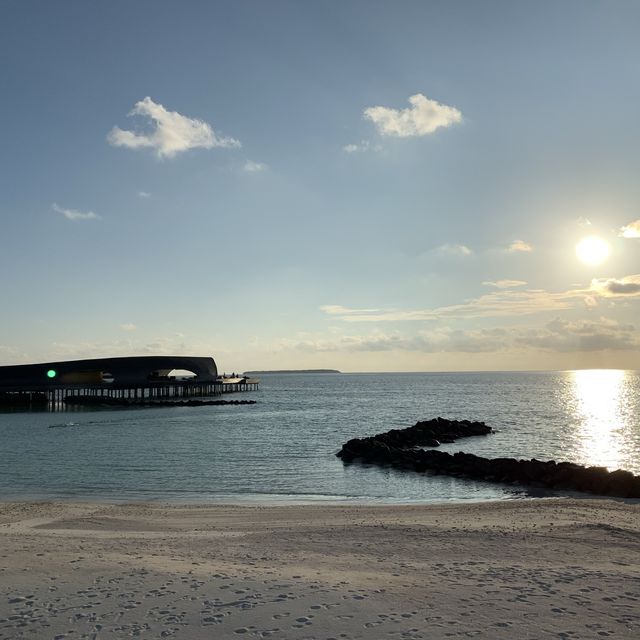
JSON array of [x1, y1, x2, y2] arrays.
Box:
[[0, 498, 639, 639]]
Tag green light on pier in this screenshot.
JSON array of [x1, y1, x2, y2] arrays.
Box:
[[46, 369, 57, 379]]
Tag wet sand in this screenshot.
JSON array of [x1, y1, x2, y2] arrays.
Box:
[[0, 498, 639, 639]]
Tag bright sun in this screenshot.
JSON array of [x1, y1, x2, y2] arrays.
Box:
[[575, 235, 610, 266]]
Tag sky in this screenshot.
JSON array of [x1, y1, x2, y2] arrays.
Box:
[[1, 0, 640, 372]]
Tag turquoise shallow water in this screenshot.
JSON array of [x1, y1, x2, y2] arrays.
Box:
[[0, 370, 639, 503]]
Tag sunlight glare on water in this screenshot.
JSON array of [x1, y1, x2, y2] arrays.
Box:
[[568, 369, 633, 471]]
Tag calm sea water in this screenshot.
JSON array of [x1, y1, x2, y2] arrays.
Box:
[[1, 370, 639, 504]]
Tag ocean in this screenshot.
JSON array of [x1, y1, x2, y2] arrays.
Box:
[[0, 370, 638, 504]]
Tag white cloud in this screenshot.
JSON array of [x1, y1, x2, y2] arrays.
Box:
[[342, 140, 381, 153], [137, 191, 151, 198], [577, 216, 592, 227], [52, 203, 100, 221], [107, 97, 241, 158], [620, 219, 640, 238], [591, 274, 640, 297], [507, 239, 533, 253], [243, 160, 267, 172], [431, 243, 473, 257], [482, 280, 527, 289], [119, 323, 137, 332], [319, 305, 382, 317], [364, 93, 462, 138]]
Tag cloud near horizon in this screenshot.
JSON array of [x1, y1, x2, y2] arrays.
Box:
[[107, 97, 241, 158], [52, 203, 100, 221], [364, 93, 462, 137], [282, 316, 638, 355], [47, 335, 190, 360]]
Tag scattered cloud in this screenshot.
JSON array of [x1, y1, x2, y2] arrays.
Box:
[[507, 239, 533, 253], [52, 203, 100, 221], [620, 219, 640, 238], [137, 191, 151, 198], [107, 97, 240, 158], [243, 160, 267, 172], [436, 289, 588, 318], [516, 317, 638, 352], [283, 316, 639, 355], [342, 140, 381, 153], [321, 286, 587, 323], [482, 280, 527, 289], [430, 243, 472, 257], [119, 323, 137, 332], [591, 274, 640, 297], [364, 93, 462, 138], [321, 274, 640, 325], [577, 217, 592, 227]]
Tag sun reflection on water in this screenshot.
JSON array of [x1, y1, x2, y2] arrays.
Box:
[[568, 369, 630, 471]]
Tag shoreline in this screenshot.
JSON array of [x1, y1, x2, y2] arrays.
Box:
[[1, 498, 639, 639], [0, 492, 536, 507]]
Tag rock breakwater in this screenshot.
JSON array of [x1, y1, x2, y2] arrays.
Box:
[[337, 418, 640, 499]]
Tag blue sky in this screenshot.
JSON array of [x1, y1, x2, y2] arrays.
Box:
[[1, 0, 640, 371]]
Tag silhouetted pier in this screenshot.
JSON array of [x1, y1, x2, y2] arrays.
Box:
[[0, 356, 259, 410]]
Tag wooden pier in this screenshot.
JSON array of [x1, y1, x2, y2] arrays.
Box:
[[1, 378, 259, 410]]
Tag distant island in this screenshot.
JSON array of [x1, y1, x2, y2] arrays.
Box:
[[243, 369, 341, 375]]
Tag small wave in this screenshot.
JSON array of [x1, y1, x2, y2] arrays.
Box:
[[48, 422, 80, 429]]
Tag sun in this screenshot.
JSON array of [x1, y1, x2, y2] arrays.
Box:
[[575, 235, 610, 266]]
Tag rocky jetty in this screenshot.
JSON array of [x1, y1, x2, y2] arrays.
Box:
[[337, 418, 640, 499], [338, 417, 493, 456]]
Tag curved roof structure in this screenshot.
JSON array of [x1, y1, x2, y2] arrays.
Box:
[[0, 356, 218, 390]]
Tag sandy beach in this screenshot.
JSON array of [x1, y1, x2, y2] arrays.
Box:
[[0, 498, 638, 639]]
